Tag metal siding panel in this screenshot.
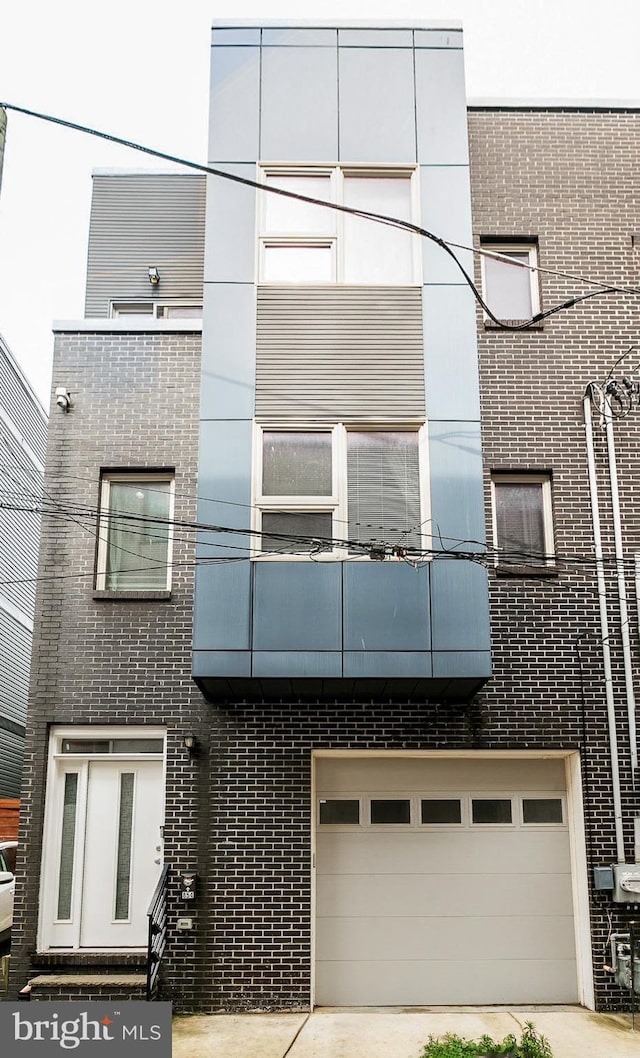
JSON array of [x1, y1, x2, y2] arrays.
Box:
[[338, 29, 413, 47], [0, 729, 23, 798], [208, 46, 261, 162], [343, 651, 431, 677], [252, 651, 341, 677], [0, 343, 48, 463], [423, 285, 480, 421], [420, 164, 473, 284], [204, 167, 257, 283], [415, 48, 470, 165], [193, 565, 251, 651], [338, 48, 416, 163], [430, 560, 491, 652], [192, 649, 252, 676], [253, 563, 342, 650], [262, 29, 337, 46], [429, 420, 485, 547], [256, 286, 424, 422], [85, 175, 205, 316], [201, 283, 256, 419], [343, 564, 430, 651], [432, 650, 492, 678], [0, 610, 31, 726], [261, 47, 339, 161], [0, 426, 41, 616], [197, 418, 253, 557]]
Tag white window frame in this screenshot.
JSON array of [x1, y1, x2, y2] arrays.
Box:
[[480, 242, 540, 321], [110, 301, 202, 319], [258, 165, 421, 285], [253, 422, 429, 560], [491, 472, 555, 568], [96, 472, 175, 591]]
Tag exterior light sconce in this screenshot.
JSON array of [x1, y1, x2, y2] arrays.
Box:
[[183, 733, 198, 759], [55, 387, 73, 413], [148, 266, 160, 286]]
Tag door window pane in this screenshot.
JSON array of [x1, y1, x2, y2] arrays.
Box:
[[57, 773, 78, 920], [472, 798, 513, 824], [261, 511, 333, 553], [262, 432, 332, 496], [319, 799, 360, 824], [522, 798, 563, 824], [370, 799, 411, 824], [263, 244, 333, 282], [115, 773, 135, 921], [343, 175, 414, 283], [421, 799, 462, 824], [348, 432, 420, 548]]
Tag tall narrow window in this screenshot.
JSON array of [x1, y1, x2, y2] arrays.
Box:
[[114, 772, 135, 921], [96, 474, 174, 591], [492, 473, 554, 568], [56, 773, 78, 920]]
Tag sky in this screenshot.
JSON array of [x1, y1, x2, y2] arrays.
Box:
[[1, 0, 639, 407]]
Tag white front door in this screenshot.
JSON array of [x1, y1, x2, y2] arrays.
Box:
[[79, 760, 163, 947], [39, 729, 165, 951]]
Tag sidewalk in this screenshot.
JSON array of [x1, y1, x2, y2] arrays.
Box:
[[172, 1006, 638, 1058]]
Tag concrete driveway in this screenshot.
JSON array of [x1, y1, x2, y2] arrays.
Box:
[[173, 1006, 639, 1058]]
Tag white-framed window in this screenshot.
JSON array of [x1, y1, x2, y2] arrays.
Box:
[[491, 472, 555, 568], [254, 424, 427, 558], [480, 241, 539, 321], [96, 473, 175, 591], [110, 302, 202, 319], [259, 166, 420, 285]]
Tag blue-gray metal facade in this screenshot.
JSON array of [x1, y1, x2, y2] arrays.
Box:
[[194, 24, 491, 699]]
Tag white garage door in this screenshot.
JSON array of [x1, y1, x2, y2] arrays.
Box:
[[315, 757, 579, 1006]]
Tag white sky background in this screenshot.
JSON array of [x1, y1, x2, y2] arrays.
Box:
[[1, 0, 639, 406]]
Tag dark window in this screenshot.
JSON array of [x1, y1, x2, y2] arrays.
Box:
[[522, 798, 563, 824], [370, 799, 411, 824], [472, 798, 513, 824], [319, 799, 360, 825], [421, 799, 462, 824]]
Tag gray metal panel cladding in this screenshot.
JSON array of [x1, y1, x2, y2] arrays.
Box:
[[0, 344, 47, 465], [0, 728, 23, 797], [0, 608, 30, 725], [85, 174, 206, 316], [255, 286, 425, 422]]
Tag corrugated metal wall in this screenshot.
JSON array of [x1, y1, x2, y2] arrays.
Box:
[[0, 609, 30, 727], [256, 286, 425, 421], [0, 729, 24, 798], [85, 174, 206, 316], [0, 341, 47, 464], [0, 418, 41, 616]]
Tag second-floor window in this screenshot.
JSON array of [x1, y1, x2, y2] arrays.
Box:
[[255, 426, 425, 557], [259, 167, 420, 285], [491, 472, 555, 569], [480, 241, 540, 322], [96, 473, 174, 591]]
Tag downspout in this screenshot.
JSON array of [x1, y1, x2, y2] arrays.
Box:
[[603, 394, 638, 776], [583, 388, 625, 862]]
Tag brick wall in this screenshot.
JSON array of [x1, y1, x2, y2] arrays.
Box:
[[470, 108, 640, 1010], [10, 331, 210, 1008]]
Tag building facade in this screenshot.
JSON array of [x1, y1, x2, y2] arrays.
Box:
[[0, 333, 47, 799], [9, 22, 640, 1013]]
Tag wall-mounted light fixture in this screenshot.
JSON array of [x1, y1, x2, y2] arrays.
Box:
[[183, 733, 198, 759], [55, 387, 73, 413], [148, 266, 160, 286]]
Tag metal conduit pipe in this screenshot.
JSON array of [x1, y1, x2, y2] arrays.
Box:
[[603, 395, 639, 775], [583, 389, 625, 862]]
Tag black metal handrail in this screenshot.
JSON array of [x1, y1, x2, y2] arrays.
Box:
[[146, 864, 169, 1001]]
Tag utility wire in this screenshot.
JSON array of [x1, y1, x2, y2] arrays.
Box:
[[0, 102, 628, 331]]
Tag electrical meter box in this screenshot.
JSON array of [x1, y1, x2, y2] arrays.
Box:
[[613, 864, 640, 903]]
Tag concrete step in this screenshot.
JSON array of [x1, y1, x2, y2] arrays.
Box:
[[27, 972, 147, 1003]]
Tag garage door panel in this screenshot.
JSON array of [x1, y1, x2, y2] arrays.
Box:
[[316, 913, 576, 962], [318, 757, 566, 792], [315, 957, 579, 1006], [316, 871, 574, 919], [317, 830, 571, 875]]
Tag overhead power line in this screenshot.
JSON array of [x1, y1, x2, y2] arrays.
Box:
[[0, 102, 631, 330]]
